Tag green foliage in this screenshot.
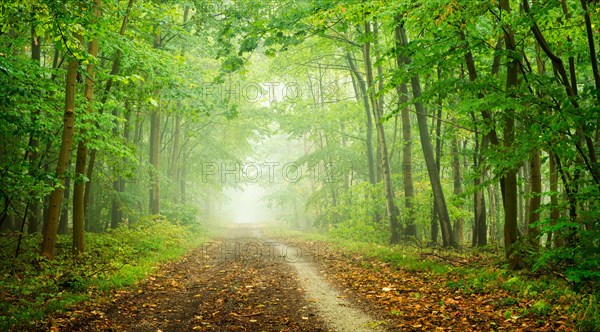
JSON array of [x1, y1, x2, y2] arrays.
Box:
[[0, 217, 205, 330], [161, 201, 199, 225], [327, 182, 388, 244]]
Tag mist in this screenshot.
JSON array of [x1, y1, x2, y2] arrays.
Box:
[[222, 184, 277, 224]]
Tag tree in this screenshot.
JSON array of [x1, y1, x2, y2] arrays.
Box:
[[497, 0, 522, 268], [363, 18, 400, 244], [41, 48, 79, 259], [395, 18, 455, 247], [73, 0, 101, 256]]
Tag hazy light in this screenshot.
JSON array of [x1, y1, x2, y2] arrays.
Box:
[[224, 184, 273, 224]]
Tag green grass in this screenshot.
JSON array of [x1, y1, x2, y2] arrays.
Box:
[[0, 217, 207, 331]]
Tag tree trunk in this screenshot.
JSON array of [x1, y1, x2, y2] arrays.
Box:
[[401, 106, 416, 238], [487, 181, 497, 244], [346, 52, 376, 185], [528, 149, 541, 250], [430, 81, 443, 245], [170, 112, 181, 203], [396, 20, 455, 247], [472, 127, 488, 247], [27, 20, 42, 234], [149, 110, 161, 215], [41, 58, 78, 259], [148, 27, 162, 215], [73, 0, 100, 255], [111, 180, 121, 229], [363, 20, 400, 244], [451, 136, 464, 244], [501, 0, 522, 268], [548, 153, 563, 247]]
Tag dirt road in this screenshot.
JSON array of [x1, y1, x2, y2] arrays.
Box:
[[54, 224, 384, 331]]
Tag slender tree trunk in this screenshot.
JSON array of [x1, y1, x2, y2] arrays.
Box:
[[41, 57, 78, 259], [502, 0, 521, 268], [527, 149, 541, 250], [110, 107, 122, 228], [548, 153, 563, 247], [180, 160, 187, 204], [472, 126, 488, 247], [171, 112, 181, 203], [73, 0, 100, 255], [346, 52, 376, 185], [149, 110, 161, 215], [27, 20, 42, 234], [487, 181, 497, 244], [396, 20, 455, 246], [521, 164, 530, 234], [451, 136, 464, 244], [111, 180, 121, 228], [148, 27, 162, 215], [430, 80, 443, 245], [401, 105, 416, 237], [363, 20, 400, 244]]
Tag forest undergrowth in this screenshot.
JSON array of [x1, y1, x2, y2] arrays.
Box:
[[0, 217, 206, 330], [266, 225, 600, 331]]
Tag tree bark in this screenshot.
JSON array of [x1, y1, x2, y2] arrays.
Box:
[[27, 20, 41, 234], [363, 20, 400, 244], [73, 0, 100, 255], [396, 20, 455, 247], [548, 153, 563, 247], [451, 136, 464, 244], [430, 77, 443, 245], [148, 26, 162, 215], [40, 58, 78, 259], [149, 110, 161, 215], [472, 126, 488, 247], [528, 149, 541, 250], [346, 52, 376, 185], [401, 96, 416, 237], [502, 0, 521, 268]]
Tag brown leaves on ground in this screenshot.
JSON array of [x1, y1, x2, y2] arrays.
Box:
[[46, 238, 327, 331], [45, 233, 576, 332], [317, 246, 575, 332]]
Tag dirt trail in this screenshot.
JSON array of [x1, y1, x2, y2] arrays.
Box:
[[253, 226, 385, 332], [52, 224, 385, 331]]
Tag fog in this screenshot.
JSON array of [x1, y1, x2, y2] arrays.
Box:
[[223, 184, 277, 224]]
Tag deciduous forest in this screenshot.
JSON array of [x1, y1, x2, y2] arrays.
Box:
[[0, 0, 598, 330]]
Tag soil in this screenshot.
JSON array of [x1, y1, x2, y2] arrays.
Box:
[[47, 224, 385, 331]]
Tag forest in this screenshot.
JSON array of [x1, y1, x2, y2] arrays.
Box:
[[0, 0, 598, 330]]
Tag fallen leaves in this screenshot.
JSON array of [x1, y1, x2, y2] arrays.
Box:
[[44, 231, 577, 332], [47, 235, 328, 331], [319, 246, 575, 331]]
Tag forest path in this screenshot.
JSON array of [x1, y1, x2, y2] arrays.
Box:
[[53, 224, 385, 331]]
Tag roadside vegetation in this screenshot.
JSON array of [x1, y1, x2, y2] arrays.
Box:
[[0, 218, 206, 330]]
